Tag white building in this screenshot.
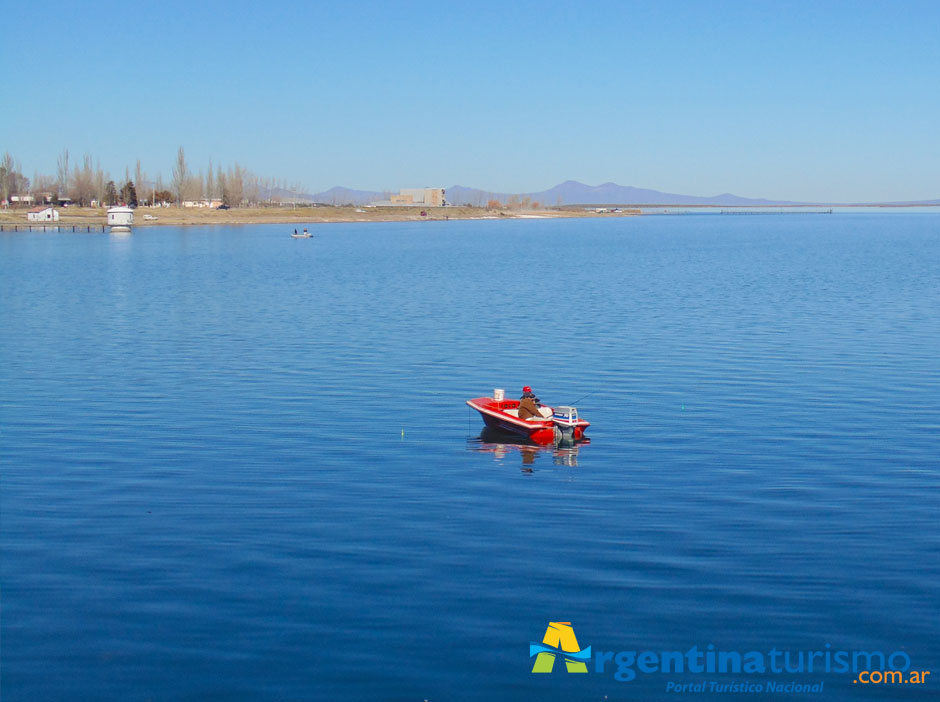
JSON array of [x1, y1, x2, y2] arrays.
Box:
[[372, 188, 447, 207], [107, 206, 134, 230], [27, 206, 59, 222]]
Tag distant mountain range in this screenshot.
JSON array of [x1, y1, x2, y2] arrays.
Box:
[[273, 181, 938, 207], [307, 186, 382, 205], [446, 181, 805, 206]]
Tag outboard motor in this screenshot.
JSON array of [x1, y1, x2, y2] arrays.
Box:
[[552, 406, 579, 442]]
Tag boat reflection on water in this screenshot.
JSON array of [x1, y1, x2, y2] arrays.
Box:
[[467, 427, 589, 471]]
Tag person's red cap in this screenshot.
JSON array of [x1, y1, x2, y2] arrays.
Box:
[[523, 386, 532, 393]]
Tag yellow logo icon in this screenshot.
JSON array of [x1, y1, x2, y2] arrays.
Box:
[[530, 622, 591, 673]]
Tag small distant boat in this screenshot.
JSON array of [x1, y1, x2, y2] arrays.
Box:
[[291, 232, 312, 238], [466, 389, 590, 445]]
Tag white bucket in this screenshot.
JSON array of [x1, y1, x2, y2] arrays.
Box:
[[493, 388, 505, 401]]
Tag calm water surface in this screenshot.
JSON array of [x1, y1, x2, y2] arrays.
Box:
[[2, 215, 938, 701]]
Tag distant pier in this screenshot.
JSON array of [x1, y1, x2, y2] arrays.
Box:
[[0, 224, 107, 232]]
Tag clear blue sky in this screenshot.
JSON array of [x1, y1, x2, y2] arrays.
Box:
[[3, 0, 938, 201]]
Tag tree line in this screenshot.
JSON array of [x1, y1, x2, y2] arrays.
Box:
[[0, 147, 306, 208]]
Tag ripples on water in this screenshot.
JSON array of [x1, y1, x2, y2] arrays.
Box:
[[2, 214, 938, 700]]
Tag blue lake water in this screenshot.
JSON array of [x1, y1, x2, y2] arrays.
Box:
[[1, 214, 938, 701]]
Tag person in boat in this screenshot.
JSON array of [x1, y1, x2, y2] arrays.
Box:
[[294, 228, 298, 235], [518, 385, 541, 420], [303, 227, 309, 236]]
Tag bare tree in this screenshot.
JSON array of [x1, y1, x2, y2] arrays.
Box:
[[239, 165, 258, 205], [1, 152, 14, 202], [56, 149, 70, 200], [183, 174, 201, 203], [291, 180, 305, 205], [226, 163, 245, 207], [71, 154, 95, 206], [172, 146, 187, 205], [3, 149, 309, 211], [0, 153, 30, 202], [31, 171, 56, 201], [206, 158, 215, 201], [134, 159, 149, 205], [216, 164, 226, 205], [93, 160, 108, 206]]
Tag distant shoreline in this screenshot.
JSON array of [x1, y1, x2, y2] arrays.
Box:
[[0, 205, 640, 228], [1, 203, 936, 230]]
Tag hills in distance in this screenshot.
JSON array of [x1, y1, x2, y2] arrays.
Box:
[[283, 181, 939, 207], [446, 181, 799, 207]]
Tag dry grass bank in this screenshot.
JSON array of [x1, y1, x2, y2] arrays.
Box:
[[0, 205, 640, 227]]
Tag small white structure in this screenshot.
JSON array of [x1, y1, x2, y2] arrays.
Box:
[[182, 198, 224, 208], [107, 205, 134, 232], [27, 206, 59, 222]]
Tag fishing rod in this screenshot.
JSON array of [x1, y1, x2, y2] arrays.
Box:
[[569, 389, 599, 405]]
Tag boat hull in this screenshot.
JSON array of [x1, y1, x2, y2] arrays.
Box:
[[466, 397, 589, 445]]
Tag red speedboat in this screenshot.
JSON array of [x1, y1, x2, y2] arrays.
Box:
[[466, 390, 590, 445]]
